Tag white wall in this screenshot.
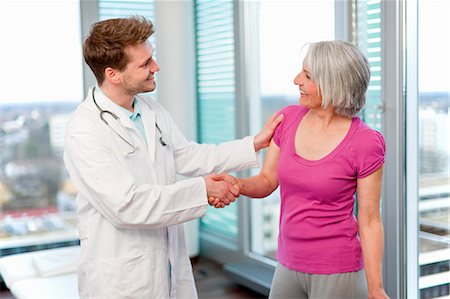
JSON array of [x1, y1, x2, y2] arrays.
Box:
[[154, 1, 200, 257]]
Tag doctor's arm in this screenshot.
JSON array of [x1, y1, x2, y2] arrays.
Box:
[[172, 111, 283, 177], [357, 166, 389, 299], [64, 119, 218, 229], [204, 173, 239, 208]]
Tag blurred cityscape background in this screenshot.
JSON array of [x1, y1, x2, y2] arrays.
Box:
[[1, 92, 448, 298]]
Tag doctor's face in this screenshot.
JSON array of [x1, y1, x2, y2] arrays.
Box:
[[121, 41, 160, 95]]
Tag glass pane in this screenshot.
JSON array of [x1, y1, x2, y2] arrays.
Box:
[[249, 0, 335, 259], [195, 0, 238, 239], [356, 0, 382, 130], [0, 1, 82, 256], [418, 1, 450, 298], [99, 0, 158, 99]]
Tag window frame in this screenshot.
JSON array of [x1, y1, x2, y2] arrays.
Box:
[[380, 1, 405, 298], [77, 1, 413, 297]]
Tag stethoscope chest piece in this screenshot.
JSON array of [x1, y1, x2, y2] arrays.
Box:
[[156, 123, 169, 147]]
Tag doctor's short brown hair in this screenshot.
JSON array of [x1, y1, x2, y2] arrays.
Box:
[[83, 15, 154, 84]]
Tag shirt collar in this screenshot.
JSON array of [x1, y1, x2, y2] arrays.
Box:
[[128, 99, 142, 121], [97, 87, 141, 121]]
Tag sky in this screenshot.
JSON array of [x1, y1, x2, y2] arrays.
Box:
[[258, 0, 450, 96], [258, 0, 335, 96], [418, 0, 450, 93], [0, 0, 448, 104], [0, 0, 83, 104]]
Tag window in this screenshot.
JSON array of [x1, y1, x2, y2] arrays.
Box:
[[0, 0, 82, 255], [416, 1, 450, 298], [0, 0, 158, 258], [356, 0, 382, 130], [194, 0, 239, 240], [247, 0, 335, 261], [356, 1, 450, 297], [98, 0, 157, 98], [99, 0, 155, 20]]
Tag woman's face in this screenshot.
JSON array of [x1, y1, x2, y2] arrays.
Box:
[[293, 64, 322, 109]]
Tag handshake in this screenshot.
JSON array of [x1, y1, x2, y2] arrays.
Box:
[[203, 173, 240, 209]]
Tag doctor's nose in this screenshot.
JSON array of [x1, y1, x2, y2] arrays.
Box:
[[150, 59, 160, 73]]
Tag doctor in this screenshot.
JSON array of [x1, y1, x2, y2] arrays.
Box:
[[64, 15, 283, 298]]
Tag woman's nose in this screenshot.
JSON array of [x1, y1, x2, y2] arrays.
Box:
[[294, 73, 301, 85]]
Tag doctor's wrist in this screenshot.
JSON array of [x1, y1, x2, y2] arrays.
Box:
[[253, 135, 264, 152]]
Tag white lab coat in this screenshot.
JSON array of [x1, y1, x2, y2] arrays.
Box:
[[63, 86, 259, 299]]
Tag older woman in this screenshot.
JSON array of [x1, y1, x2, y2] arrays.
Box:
[[232, 40, 388, 299]]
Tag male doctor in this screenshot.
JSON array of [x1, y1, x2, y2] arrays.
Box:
[[63, 16, 283, 298]]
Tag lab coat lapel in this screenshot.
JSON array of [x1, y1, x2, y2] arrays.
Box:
[[137, 97, 156, 163], [90, 86, 146, 155]]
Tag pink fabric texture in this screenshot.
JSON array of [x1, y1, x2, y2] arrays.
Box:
[[273, 105, 385, 274]]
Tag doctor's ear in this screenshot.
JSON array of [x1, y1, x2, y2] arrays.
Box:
[[104, 67, 122, 84]]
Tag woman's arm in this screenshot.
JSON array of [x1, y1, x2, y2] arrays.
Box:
[[357, 166, 389, 299], [238, 139, 280, 198]]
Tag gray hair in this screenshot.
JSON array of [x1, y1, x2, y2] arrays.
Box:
[[303, 40, 370, 117]]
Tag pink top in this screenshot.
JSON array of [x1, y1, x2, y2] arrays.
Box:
[[273, 105, 386, 274]]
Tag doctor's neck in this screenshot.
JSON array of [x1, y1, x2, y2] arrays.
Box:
[[99, 83, 135, 112]]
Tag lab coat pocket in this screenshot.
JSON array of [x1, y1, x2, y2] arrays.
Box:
[[88, 255, 151, 298]]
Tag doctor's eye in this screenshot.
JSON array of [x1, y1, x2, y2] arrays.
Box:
[[141, 58, 152, 68]]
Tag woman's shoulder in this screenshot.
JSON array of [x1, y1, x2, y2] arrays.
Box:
[[277, 104, 308, 124], [353, 118, 384, 138], [350, 117, 386, 154], [273, 105, 306, 146], [279, 104, 307, 115], [347, 118, 386, 177]]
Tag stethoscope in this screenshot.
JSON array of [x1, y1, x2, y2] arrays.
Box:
[[92, 86, 169, 155]]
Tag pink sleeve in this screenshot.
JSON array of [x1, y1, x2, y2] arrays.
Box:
[[273, 105, 296, 147], [354, 130, 386, 178], [273, 117, 283, 146]]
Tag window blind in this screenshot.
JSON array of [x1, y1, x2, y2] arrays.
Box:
[[99, 0, 155, 21], [195, 0, 236, 144], [357, 0, 382, 130], [98, 0, 157, 99], [194, 0, 238, 238]]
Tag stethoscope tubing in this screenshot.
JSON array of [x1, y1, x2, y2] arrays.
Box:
[[91, 86, 167, 155]]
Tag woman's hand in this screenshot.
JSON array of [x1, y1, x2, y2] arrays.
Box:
[[369, 287, 390, 299]]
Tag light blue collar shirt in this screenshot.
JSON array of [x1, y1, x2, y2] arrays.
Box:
[[116, 99, 147, 146], [97, 87, 147, 145]]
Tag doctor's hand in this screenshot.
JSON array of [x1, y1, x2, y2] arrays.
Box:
[[204, 173, 239, 209], [207, 173, 240, 209], [253, 111, 284, 152]]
